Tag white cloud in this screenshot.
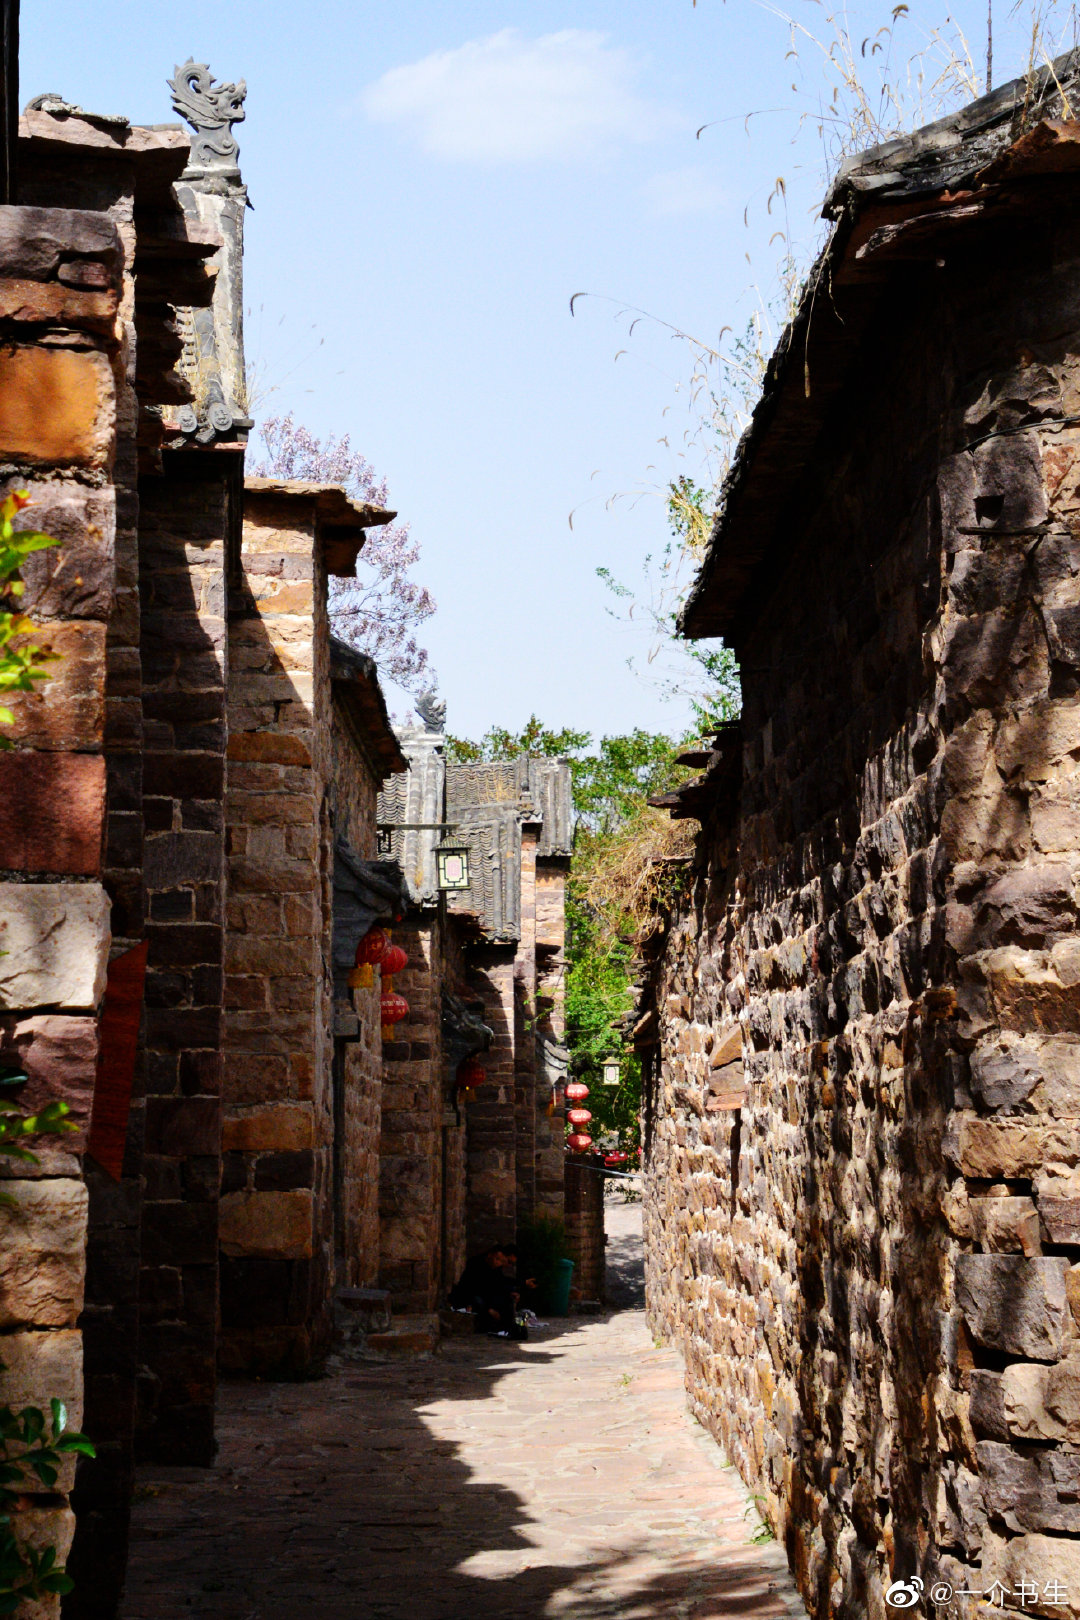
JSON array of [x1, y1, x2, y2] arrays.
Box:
[[641, 167, 727, 218], [361, 29, 671, 164]]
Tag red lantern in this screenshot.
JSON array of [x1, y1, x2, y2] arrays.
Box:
[[567, 1132, 592, 1153], [565, 1082, 590, 1102], [567, 1107, 592, 1126], [604, 1150, 628, 1167], [380, 991, 409, 1042], [380, 943, 408, 978], [457, 1056, 486, 1090], [350, 927, 389, 990]]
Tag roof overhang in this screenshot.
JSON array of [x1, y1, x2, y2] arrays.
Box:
[[680, 50, 1080, 644], [243, 477, 397, 578], [329, 636, 408, 781]]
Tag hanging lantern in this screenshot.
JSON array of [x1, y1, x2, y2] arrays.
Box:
[[567, 1132, 593, 1153], [436, 836, 471, 891], [380, 942, 408, 979], [349, 927, 389, 990], [457, 1055, 487, 1090], [604, 1149, 628, 1168], [380, 990, 409, 1043], [565, 1082, 590, 1103], [566, 1107, 592, 1127], [602, 1054, 621, 1087]]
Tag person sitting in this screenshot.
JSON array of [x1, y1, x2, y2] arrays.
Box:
[[500, 1245, 540, 1316], [449, 1247, 526, 1339]]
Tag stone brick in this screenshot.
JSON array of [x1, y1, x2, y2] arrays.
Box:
[[14, 483, 115, 620], [955, 1256, 1069, 1361], [982, 1529, 1080, 1617], [0, 1013, 96, 1152], [959, 1119, 1079, 1180], [3, 621, 106, 750], [0, 751, 105, 875], [227, 731, 312, 766], [0, 344, 114, 467], [219, 1190, 313, 1259], [0, 274, 117, 330], [0, 1178, 87, 1327], [969, 1196, 1042, 1255], [0, 883, 109, 1010], [253, 1149, 314, 1191], [0, 207, 121, 281], [1035, 1168, 1080, 1243], [978, 1440, 1080, 1534]]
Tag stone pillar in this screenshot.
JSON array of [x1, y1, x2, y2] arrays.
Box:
[[513, 826, 538, 1225], [379, 916, 443, 1312], [564, 1157, 604, 1302], [465, 947, 517, 1252], [136, 450, 236, 1462], [534, 862, 568, 1221], [219, 488, 332, 1375]]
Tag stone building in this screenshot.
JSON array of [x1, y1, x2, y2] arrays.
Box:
[[0, 67, 413, 1618], [377, 733, 572, 1315], [0, 55, 576, 1617], [641, 56, 1080, 1620]]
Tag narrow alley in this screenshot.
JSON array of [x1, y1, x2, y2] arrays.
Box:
[[120, 1203, 804, 1620]]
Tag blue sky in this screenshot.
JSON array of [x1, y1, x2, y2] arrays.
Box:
[[23, 1, 1067, 739]]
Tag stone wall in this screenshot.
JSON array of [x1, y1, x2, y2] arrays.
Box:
[[643, 213, 1080, 1619], [0, 203, 120, 1619], [136, 454, 234, 1459], [535, 862, 567, 1219], [465, 947, 518, 1253], [220, 488, 333, 1375], [564, 1158, 604, 1303], [379, 915, 443, 1312]]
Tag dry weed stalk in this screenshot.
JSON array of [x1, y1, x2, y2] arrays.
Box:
[[579, 809, 697, 946]]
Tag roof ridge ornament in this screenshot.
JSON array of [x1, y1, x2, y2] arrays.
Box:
[[168, 59, 246, 181]]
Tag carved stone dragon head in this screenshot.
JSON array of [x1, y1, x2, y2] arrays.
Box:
[[168, 60, 247, 177]]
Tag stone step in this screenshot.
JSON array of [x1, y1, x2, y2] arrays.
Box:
[[363, 1313, 440, 1359], [334, 1286, 391, 1338]]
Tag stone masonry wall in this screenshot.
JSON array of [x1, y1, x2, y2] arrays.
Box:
[[379, 915, 443, 1312], [0, 205, 121, 1618], [330, 707, 382, 1287], [136, 452, 234, 1463], [644, 217, 1080, 1620], [220, 491, 333, 1375], [564, 1158, 604, 1304], [465, 947, 517, 1254], [535, 862, 568, 1220], [514, 827, 539, 1226]]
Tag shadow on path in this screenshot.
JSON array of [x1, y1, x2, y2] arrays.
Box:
[[121, 1205, 802, 1620]]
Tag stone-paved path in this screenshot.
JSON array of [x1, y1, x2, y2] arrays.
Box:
[[121, 1201, 804, 1620]]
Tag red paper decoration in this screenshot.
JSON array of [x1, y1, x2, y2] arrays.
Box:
[[567, 1107, 592, 1126], [565, 1081, 590, 1102], [380, 943, 408, 977], [567, 1132, 593, 1153]]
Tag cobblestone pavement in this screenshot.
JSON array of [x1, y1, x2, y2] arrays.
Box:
[[121, 1203, 804, 1620]]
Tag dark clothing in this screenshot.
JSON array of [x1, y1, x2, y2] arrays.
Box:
[[449, 1253, 520, 1336]]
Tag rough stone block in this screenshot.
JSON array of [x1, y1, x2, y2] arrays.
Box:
[[969, 1196, 1042, 1255], [959, 1119, 1078, 1180], [978, 1439, 1080, 1533], [955, 1254, 1069, 1360], [0, 752, 105, 875], [1035, 1168, 1080, 1243], [219, 1189, 313, 1259], [0, 883, 109, 1010], [0, 1178, 87, 1327], [0, 344, 114, 467], [3, 621, 106, 751], [982, 1529, 1080, 1617], [0, 207, 121, 281], [0, 1013, 96, 1153]]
